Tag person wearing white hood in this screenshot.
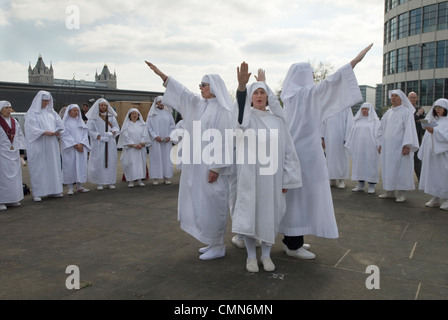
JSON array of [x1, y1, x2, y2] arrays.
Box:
[[0, 101, 26, 210], [344, 102, 381, 194], [376, 89, 420, 203], [145, 60, 234, 261], [86, 98, 120, 191], [146, 96, 176, 185], [279, 44, 373, 260], [118, 108, 151, 188], [60, 104, 91, 195], [417, 98, 448, 210], [231, 74, 302, 273], [24, 91, 64, 202]]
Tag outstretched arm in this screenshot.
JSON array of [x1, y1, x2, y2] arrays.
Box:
[[237, 62, 251, 92], [350, 43, 373, 69], [145, 61, 168, 82]]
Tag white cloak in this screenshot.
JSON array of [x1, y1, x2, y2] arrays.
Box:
[[321, 108, 354, 180], [0, 117, 26, 204], [25, 108, 64, 197], [345, 115, 381, 183], [418, 116, 448, 199], [87, 115, 120, 185], [120, 121, 151, 181], [231, 108, 302, 244], [61, 116, 91, 185], [280, 63, 363, 238], [147, 107, 175, 179], [162, 77, 234, 245], [376, 105, 419, 191]]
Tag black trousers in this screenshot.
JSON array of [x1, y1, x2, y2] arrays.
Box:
[[414, 153, 422, 182], [283, 235, 304, 250]]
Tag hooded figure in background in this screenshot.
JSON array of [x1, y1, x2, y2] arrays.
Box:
[[418, 98, 448, 210], [60, 104, 91, 195], [146, 96, 175, 185], [118, 108, 151, 187], [344, 102, 381, 194], [86, 98, 120, 191], [24, 91, 64, 202], [376, 89, 419, 202], [0, 101, 26, 210]]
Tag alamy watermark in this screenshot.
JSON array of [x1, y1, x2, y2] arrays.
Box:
[[66, 5, 80, 30], [65, 265, 80, 290], [365, 265, 380, 290], [170, 121, 279, 176]]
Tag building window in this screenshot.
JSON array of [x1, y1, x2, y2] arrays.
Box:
[[423, 4, 438, 33], [436, 40, 448, 68], [390, 17, 398, 42], [420, 79, 435, 107], [398, 12, 409, 39], [397, 47, 408, 72], [409, 8, 422, 36], [439, 2, 448, 31], [384, 21, 390, 44], [435, 79, 445, 99], [422, 42, 436, 70], [408, 45, 421, 71], [383, 54, 388, 77], [407, 80, 419, 96], [388, 50, 397, 75]]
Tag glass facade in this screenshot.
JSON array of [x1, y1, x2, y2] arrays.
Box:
[[383, 1, 448, 107]]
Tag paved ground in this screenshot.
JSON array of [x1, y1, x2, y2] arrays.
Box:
[[1, 156, 448, 302]]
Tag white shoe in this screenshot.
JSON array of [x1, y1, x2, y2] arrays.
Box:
[[368, 185, 376, 194], [440, 200, 448, 211], [199, 245, 225, 260], [128, 182, 134, 188], [199, 245, 212, 254], [260, 257, 275, 272], [50, 193, 63, 198], [77, 187, 90, 193], [0, 204, 6, 211], [108, 185, 115, 190], [396, 191, 406, 203], [67, 188, 74, 195], [337, 180, 345, 189], [284, 244, 316, 260], [164, 180, 171, 185], [231, 235, 245, 249], [97, 185, 104, 191], [246, 258, 259, 273], [379, 191, 395, 199], [352, 186, 364, 192], [302, 243, 311, 250], [152, 180, 159, 186], [33, 197, 42, 202], [426, 197, 441, 208], [138, 180, 145, 187], [7, 202, 21, 207]]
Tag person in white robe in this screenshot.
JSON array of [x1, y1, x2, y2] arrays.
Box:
[[344, 102, 381, 194], [146, 96, 176, 185], [376, 89, 419, 203], [417, 98, 448, 210], [0, 101, 26, 210], [279, 44, 372, 260], [146, 61, 234, 261], [60, 104, 91, 195], [118, 108, 151, 188], [24, 91, 64, 202], [86, 98, 120, 191], [321, 107, 354, 189], [231, 78, 302, 273]]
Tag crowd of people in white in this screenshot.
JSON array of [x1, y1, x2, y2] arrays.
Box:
[[1, 42, 448, 273]]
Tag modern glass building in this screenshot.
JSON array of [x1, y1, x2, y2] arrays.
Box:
[[383, 0, 448, 108]]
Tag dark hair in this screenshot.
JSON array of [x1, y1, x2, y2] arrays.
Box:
[[433, 107, 448, 118], [128, 110, 140, 120]]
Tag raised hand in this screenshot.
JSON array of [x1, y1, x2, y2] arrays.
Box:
[[145, 60, 168, 81], [351, 43, 373, 68], [237, 61, 251, 91], [254, 68, 266, 82]]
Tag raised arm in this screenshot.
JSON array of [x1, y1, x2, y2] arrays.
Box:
[[237, 62, 251, 92], [350, 43, 373, 69], [145, 61, 168, 82]]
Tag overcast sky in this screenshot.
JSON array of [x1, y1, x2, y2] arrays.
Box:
[[0, 0, 384, 94]]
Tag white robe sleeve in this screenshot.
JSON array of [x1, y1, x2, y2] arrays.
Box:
[[433, 122, 448, 155]]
